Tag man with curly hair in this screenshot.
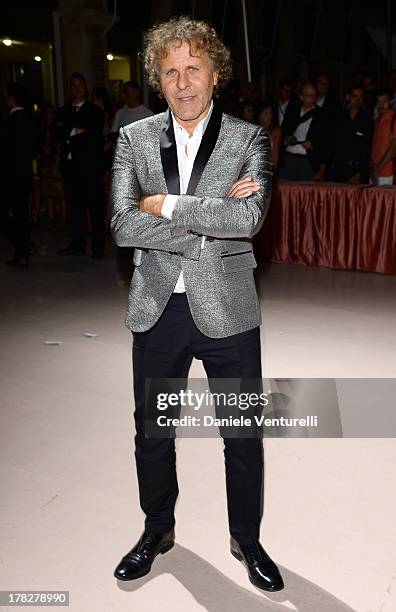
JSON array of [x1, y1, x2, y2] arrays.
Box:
[[110, 16, 284, 592]]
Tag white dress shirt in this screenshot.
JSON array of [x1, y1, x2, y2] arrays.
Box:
[[161, 100, 214, 293], [286, 106, 314, 155], [278, 100, 289, 126], [8, 106, 24, 115], [111, 104, 153, 132], [67, 100, 85, 160]]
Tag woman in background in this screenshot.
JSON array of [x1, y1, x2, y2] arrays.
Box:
[[258, 103, 281, 174]]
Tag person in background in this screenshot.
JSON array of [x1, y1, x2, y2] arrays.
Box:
[[327, 86, 373, 184], [374, 70, 396, 118], [258, 103, 281, 173], [362, 74, 377, 117], [55, 72, 105, 259], [315, 72, 343, 120], [0, 82, 33, 267], [273, 79, 293, 127], [278, 81, 329, 181], [241, 81, 263, 122], [36, 102, 65, 224], [110, 81, 153, 138], [370, 88, 396, 186], [241, 102, 255, 123]]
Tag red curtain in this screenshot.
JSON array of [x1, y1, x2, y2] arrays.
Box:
[[255, 181, 396, 275]]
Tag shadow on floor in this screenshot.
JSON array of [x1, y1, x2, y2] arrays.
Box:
[[115, 543, 357, 611]]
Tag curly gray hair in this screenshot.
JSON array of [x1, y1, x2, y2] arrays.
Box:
[[142, 15, 232, 95]]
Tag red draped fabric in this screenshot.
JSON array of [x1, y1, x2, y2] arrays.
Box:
[[254, 181, 396, 275]]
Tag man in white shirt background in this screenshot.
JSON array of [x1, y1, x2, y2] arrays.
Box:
[[111, 81, 153, 136], [278, 81, 329, 181]]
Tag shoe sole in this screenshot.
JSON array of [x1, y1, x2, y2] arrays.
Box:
[[230, 548, 285, 592], [114, 541, 175, 581]]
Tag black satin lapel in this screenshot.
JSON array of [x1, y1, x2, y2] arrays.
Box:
[[160, 107, 180, 195], [186, 102, 223, 195]]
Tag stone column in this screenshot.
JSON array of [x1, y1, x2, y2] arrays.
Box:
[[57, 0, 113, 98]]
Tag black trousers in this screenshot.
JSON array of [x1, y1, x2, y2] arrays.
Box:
[[62, 162, 105, 255], [278, 152, 315, 181], [132, 292, 264, 545], [1, 175, 32, 259]]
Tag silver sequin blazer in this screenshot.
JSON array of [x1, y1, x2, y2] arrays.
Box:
[[109, 103, 273, 338]]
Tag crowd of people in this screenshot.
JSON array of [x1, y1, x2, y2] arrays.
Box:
[[223, 71, 396, 185], [1, 68, 396, 267]]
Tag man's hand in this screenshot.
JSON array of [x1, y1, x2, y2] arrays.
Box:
[[139, 194, 166, 216], [227, 176, 261, 198], [302, 139, 313, 150], [370, 165, 378, 183], [72, 127, 86, 136], [312, 164, 326, 182], [348, 173, 360, 184]]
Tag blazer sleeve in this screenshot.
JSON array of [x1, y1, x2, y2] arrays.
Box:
[[108, 126, 202, 259], [168, 127, 273, 239]]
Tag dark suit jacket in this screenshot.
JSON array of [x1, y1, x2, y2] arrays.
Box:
[[272, 99, 296, 128], [55, 100, 104, 172], [0, 108, 33, 180], [280, 104, 330, 172], [319, 93, 343, 123]]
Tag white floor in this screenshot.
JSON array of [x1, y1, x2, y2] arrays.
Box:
[[1, 228, 396, 612]]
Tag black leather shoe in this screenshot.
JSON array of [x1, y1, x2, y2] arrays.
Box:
[[230, 537, 284, 591], [114, 528, 175, 581]]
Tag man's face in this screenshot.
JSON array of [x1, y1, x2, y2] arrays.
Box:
[[377, 94, 391, 114], [300, 86, 317, 107], [349, 88, 363, 108], [316, 75, 329, 96], [279, 84, 291, 102], [70, 78, 87, 102], [259, 106, 273, 126], [159, 41, 218, 128]]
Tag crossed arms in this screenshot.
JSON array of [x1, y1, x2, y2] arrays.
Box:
[[108, 124, 273, 255]]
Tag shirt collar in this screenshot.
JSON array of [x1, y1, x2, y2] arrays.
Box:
[[171, 99, 214, 146], [9, 106, 24, 115], [72, 100, 85, 109]]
